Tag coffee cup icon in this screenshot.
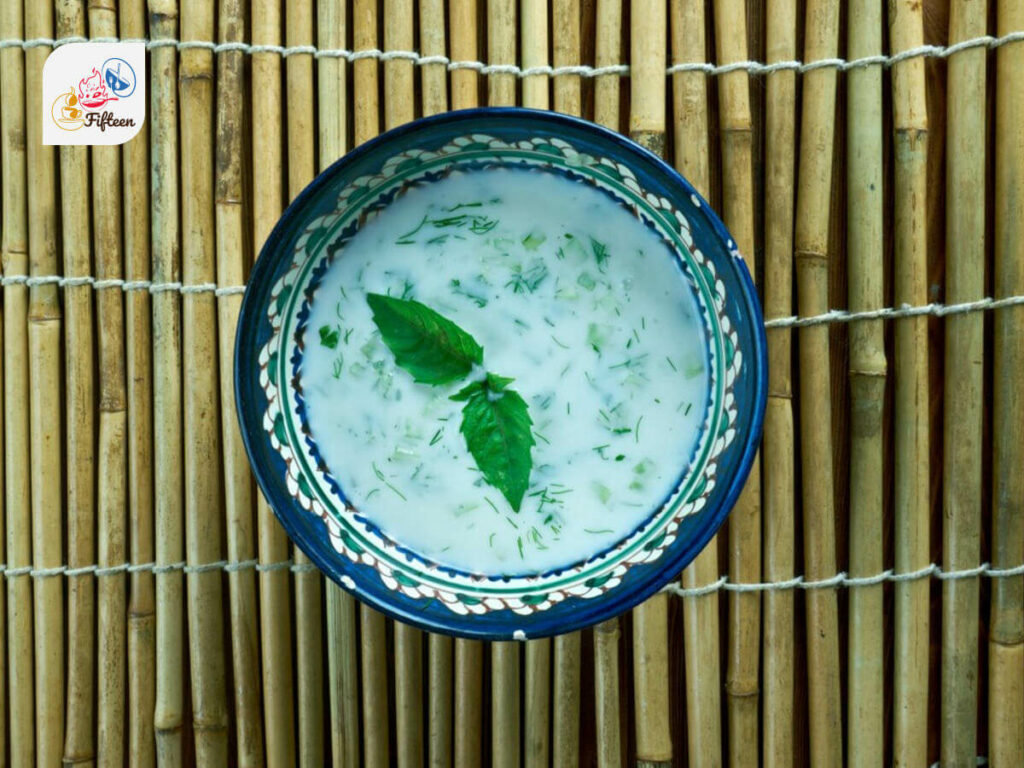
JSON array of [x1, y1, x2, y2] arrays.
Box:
[[52, 89, 85, 131]]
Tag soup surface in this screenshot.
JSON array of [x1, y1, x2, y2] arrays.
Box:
[[301, 167, 709, 574]]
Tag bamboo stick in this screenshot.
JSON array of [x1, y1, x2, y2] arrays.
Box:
[[360, 608, 390, 768], [1, 1, 34, 764], [761, 0, 797, 762], [846, 1, 885, 765], [550, 10, 588, 765], [353, 8, 390, 768], [794, 0, 843, 763], [326, 585, 360, 768], [592, 620, 621, 768], [419, 0, 448, 116], [383, 7, 425, 767], [148, 2, 185, 764], [629, 0, 666, 154], [180, 1, 229, 763], [447, 5, 484, 757], [990, 1, 1024, 763], [448, 0, 478, 110], [454, 640, 483, 768], [593, 0, 621, 130], [252, 0, 298, 762], [630, 3, 671, 766], [525, 637, 551, 768], [712, 2, 763, 764], [942, 0, 987, 763], [553, 0, 580, 115], [428, 634, 453, 768], [216, 0, 263, 764], [25, 1, 65, 763], [492, 642, 521, 768], [419, 6, 455, 755], [888, 0, 930, 764], [671, 3, 724, 764], [521, 0, 549, 110], [394, 608, 423, 768], [55, 3, 96, 766], [285, 0, 326, 763], [487, 0, 515, 106], [353, 0, 380, 144], [87, 4, 129, 766], [317, 2, 360, 766], [120, 0, 155, 763], [485, 4, 524, 765], [0, 219, 5, 768], [633, 603, 671, 766], [592, 9, 624, 768], [552, 632, 581, 766]]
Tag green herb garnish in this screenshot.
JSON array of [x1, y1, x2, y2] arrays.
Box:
[[366, 293, 483, 385], [367, 293, 534, 511], [319, 325, 340, 349]]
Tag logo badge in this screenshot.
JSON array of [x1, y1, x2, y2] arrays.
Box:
[[43, 42, 144, 146]]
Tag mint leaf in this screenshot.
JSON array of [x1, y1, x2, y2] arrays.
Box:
[[319, 325, 340, 349], [458, 385, 535, 511], [366, 293, 484, 385], [450, 373, 515, 402]]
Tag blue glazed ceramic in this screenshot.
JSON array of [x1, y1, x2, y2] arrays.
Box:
[[235, 108, 766, 640]]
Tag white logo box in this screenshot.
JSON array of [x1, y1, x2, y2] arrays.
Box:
[[42, 42, 146, 146]]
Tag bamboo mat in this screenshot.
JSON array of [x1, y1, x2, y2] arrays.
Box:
[[0, 0, 1023, 766]]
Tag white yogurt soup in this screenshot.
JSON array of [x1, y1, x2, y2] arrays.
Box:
[[300, 167, 709, 574]]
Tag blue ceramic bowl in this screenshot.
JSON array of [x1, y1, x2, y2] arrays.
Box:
[[235, 108, 766, 640]]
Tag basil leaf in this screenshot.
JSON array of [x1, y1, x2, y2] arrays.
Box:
[[366, 293, 484, 385], [458, 386, 535, 511]]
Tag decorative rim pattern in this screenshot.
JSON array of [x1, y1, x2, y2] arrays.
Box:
[[257, 134, 740, 615], [235, 108, 767, 639]]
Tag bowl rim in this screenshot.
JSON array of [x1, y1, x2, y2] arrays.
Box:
[[235, 106, 767, 639]]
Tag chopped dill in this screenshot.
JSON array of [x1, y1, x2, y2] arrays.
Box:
[[534, 432, 551, 445], [484, 497, 500, 514], [506, 262, 549, 294], [584, 528, 614, 534], [666, 356, 678, 372], [635, 416, 643, 443], [609, 353, 649, 370], [504, 516, 519, 530], [371, 461, 407, 501], [517, 537, 525, 559], [429, 429, 444, 446], [551, 335, 569, 349]]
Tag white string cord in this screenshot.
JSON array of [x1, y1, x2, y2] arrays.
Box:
[[662, 561, 1024, 599], [0, 559, 318, 579], [1, 558, 1020, 587], [4, 272, 1024, 328], [0, 29, 1021, 77]]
